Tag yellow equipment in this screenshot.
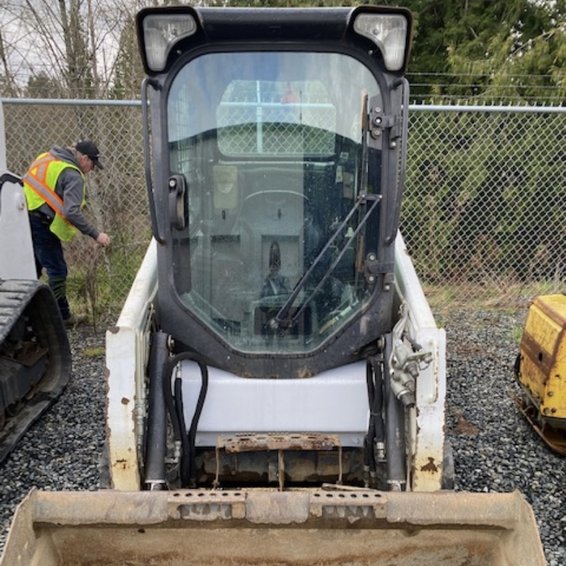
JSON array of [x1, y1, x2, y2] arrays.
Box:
[[515, 293, 566, 454]]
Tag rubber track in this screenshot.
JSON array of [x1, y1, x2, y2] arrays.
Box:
[[0, 279, 72, 463]]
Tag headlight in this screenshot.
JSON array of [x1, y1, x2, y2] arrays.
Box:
[[141, 13, 198, 72], [353, 13, 410, 72]]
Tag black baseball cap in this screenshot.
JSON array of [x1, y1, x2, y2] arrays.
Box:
[[75, 140, 104, 170]]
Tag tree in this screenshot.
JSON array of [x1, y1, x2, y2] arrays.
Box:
[[393, 0, 564, 103], [26, 73, 67, 99], [0, 0, 563, 102], [0, 29, 18, 96], [0, 0, 136, 98], [110, 12, 144, 99]]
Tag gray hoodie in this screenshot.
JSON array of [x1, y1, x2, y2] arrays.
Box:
[[36, 145, 100, 239]]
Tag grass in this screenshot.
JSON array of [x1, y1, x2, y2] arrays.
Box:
[[424, 280, 562, 315], [83, 346, 105, 358], [66, 243, 148, 324]]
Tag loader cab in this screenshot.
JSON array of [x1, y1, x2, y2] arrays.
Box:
[[137, 6, 412, 378]]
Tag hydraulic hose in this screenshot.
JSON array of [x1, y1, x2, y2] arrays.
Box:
[[187, 360, 209, 486], [365, 354, 386, 488], [163, 362, 183, 445], [174, 377, 190, 486], [166, 352, 209, 487], [370, 356, 386, 450]]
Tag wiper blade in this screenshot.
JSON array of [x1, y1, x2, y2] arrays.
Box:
[[270, 192, 381, 331]]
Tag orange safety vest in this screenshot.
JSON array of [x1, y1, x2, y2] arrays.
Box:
[[23, 152, 85, 241]]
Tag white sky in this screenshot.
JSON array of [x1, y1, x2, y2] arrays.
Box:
[[0, 0, 132, 90]]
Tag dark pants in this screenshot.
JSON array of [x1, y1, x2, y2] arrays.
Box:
[[29, 213, 71, 320]]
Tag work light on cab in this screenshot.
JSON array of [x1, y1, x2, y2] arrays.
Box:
[[141, 11, 198, 72], [352, 12, 410, 71]]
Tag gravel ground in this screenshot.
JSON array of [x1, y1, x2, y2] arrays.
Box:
[[442, 309, 565, 566], [0, 309, 564, 564]]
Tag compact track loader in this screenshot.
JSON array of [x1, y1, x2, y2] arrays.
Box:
[[0, 107, 71, 464], [1, 6, 545, 565]]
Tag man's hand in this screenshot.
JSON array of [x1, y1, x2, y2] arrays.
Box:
[[96, 232, 111, 247]]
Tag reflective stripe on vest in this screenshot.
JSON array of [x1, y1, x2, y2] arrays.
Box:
[[23, 152, 85, 241]]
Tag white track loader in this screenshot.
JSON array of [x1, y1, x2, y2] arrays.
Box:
[[1, 7, 544, 565]]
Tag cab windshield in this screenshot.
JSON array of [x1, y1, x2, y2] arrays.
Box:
[[167, 51, 382, 354]]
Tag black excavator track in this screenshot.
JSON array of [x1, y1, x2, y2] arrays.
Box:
[[0, 279, 71, 463]]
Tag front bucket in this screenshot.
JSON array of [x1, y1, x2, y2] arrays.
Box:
[[1, 488, 544, 566]]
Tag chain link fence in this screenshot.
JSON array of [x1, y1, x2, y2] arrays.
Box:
[[404, 105, 564, 307], [1, 99, 564, 316]]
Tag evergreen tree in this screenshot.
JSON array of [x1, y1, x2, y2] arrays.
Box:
[[390, 0, 564, 103], [111, 13, 144, 100]]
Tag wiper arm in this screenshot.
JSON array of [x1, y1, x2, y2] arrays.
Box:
[[270, 192, 381, 332], [270, 92, 378, 333]]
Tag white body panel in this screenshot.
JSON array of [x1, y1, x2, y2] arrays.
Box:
[[178, 360, 368, 447], [0, 180, 36, 280], [394, 234, 447, 491], [105, 240, 158, 490], [0, 103, 36, 280], [106, 233, 447, 491]]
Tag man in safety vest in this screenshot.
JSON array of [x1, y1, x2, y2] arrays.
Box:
[[23, 140, 111, 327]]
